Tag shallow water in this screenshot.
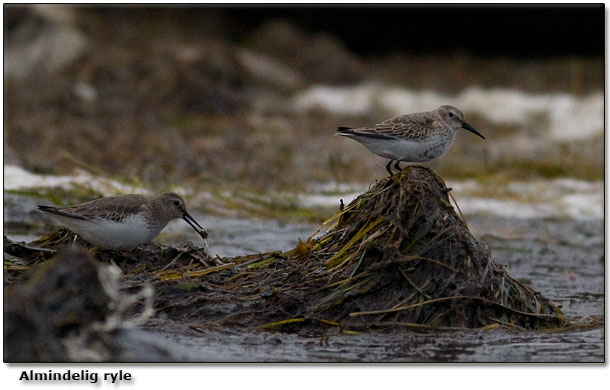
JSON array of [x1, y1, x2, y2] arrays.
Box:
[[120, 324, 603, 362], [160, 215, 319, 258]]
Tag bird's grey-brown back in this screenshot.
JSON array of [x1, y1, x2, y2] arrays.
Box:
[[368, 107, 445, 140], [54, 194, 149, 222], [357, 105, 468, 139]]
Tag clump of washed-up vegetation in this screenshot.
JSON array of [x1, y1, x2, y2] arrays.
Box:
[[6, 166, 567, 334]]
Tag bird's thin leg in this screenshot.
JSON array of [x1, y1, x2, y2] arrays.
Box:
[[393, 160, 402, 172], [385, 160, 394, 176]]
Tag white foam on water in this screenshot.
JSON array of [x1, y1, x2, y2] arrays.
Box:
[[292, 84, 603, 141]]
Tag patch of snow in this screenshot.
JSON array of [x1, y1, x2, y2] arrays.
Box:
[[3, 165, 147, 196]]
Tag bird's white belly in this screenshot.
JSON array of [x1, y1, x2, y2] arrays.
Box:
[[51, 214, 162, 249], [357, 135, 454, 162]]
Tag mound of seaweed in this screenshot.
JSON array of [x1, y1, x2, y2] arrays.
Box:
[[4, 166, 567, 332], [222, 165, 567, 331]]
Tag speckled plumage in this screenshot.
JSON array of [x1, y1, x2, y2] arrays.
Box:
[[38, 192, 208, 250], [336, 105, 485, 175]]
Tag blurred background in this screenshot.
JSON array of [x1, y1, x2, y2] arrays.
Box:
[[3, 4, 604, 216], [3, 5, 604, 362]]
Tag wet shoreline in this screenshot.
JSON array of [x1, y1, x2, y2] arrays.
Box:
[[19, 213, 597, 363]]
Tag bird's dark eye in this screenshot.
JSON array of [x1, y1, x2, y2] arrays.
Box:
[[173, 200, 180, 206], [449, 112, 454, 117]]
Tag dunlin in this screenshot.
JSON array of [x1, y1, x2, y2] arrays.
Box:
[[38, 192, 208, 250], [336, 105, 485, 175]]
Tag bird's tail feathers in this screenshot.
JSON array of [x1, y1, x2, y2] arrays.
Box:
[[336, 126, 355, 136], [37, 205, 88, 220]]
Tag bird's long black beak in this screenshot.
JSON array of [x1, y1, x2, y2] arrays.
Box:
[[461, 121, 485, 139], [183, 211, 209, 240]]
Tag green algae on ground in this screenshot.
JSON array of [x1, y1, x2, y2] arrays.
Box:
[[4, 187, 104, 207], [208, 189, 330, 222]]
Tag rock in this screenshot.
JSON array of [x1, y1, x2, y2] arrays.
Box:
[[4, 246, 108, 361]]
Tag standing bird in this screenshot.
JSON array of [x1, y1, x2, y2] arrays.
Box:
[[38, 192, 208, 250], [336, 105, 485, 175]]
